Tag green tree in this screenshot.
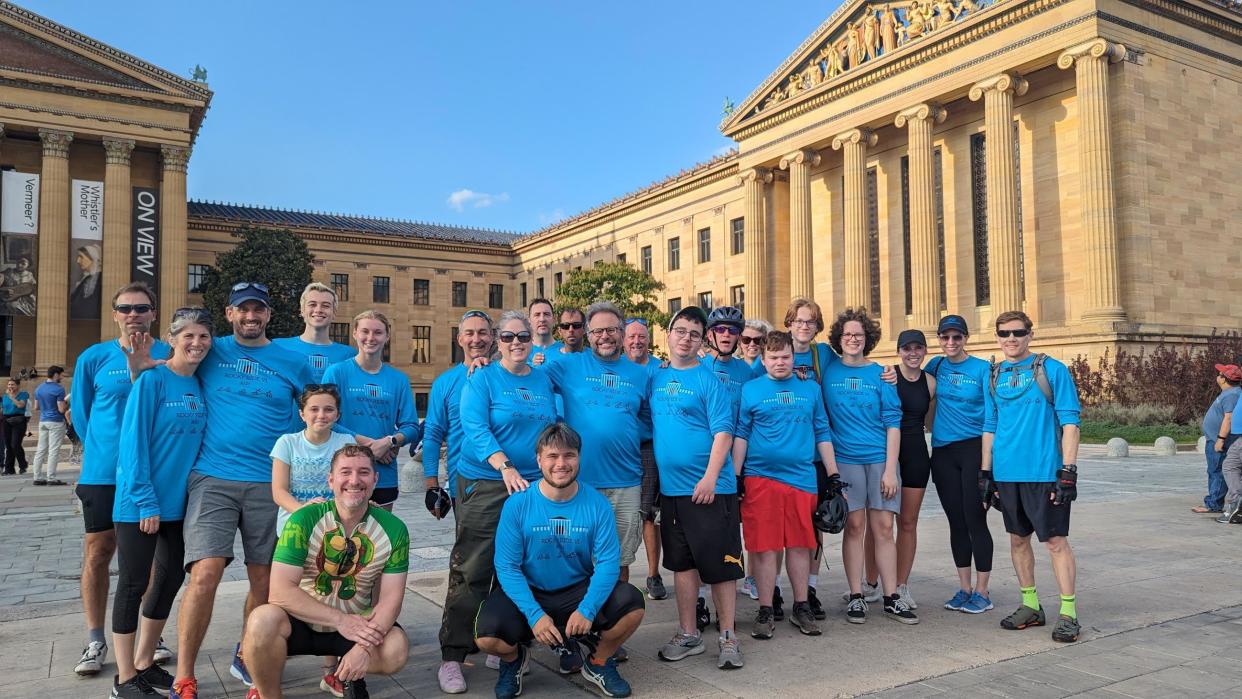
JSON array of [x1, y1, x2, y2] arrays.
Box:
[[200, 225, 314, 338], [556, 262, 670, 328]]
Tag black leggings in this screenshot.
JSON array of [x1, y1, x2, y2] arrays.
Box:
[[3, 418, 27, 472], [930, 438, 993, 573], [112, 521, 186, 634]]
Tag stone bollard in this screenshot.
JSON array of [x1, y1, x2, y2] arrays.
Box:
[[1153, 436, 1177, 456], [1197, 436, 1207, 454], [399, 453, 422, 493], [1106, 437, 1129, 458]]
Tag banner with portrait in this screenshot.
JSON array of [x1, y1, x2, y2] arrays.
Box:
[[0, 171, 40, 316], [69, 179, 104, 319]]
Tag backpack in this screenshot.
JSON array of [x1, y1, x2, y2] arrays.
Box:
[[988, 353, 1053, 404]]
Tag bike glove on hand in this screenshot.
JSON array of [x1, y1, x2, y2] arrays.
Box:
[[1053, 468, 1077, 505], [824, 472, 847, 499], [425, 487, 452, 518], [978, 470, 1000, 511]]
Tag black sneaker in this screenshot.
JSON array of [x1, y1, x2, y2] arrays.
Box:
[[806, 586, 826, 620], [845, 594, 867, 624], [772, 586, 785, 621], [750, 606, 775, 640], [554, 638, 583, 675], [137, 664, 174, 695], [111, 675, 158, 698], [695, 596, 711, 632], [343, 677, 369, 699], [1000, 605, 1047, 630], [883, 595, 919, 625]]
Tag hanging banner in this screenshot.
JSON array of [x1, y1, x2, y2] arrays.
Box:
[[0, 171, 39, 316], [69, 180, 104, 319], [131, 186, 159, 292], [1, 170, 40, 235]]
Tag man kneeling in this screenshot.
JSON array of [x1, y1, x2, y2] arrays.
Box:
[[242, 445, 409, 699], [476, 423, 645, 698]]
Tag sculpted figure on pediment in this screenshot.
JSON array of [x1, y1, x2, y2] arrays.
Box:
[[784, 74, 802, 98], [880, 6, 899, 53], [763, 88, 786, 111], [801, 61, 823, 88], [845, 20, 864, 68], [932, 0, 959, 30], [863, 11, 880, 60], [905, 0, 928, 41], [819, 42, 846, 79]]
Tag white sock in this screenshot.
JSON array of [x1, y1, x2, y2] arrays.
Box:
[[808, 574, 818, 588]]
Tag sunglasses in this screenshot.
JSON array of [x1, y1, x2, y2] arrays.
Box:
[[711, 326, 741, 336], [113, 303, 154, 315], [996, 329, 1032, 338], [338, 537, 358, 574], [938, 333, 966, 342], [461, 309, 491, 324], [304, 383, 340, 393], [231, 281, 269, 293], [739, 335, 765, 345], [558, 321, 584, 330], [625, 318, 648, 327], [499, 331, 533, 343]]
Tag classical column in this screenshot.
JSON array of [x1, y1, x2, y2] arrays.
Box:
[[100, 138, 135, 339], [739, 167, 773, 320], [779, 148, 821, 300], [969, 72, 1027, 315], [159, 145, 189, 314], [831, 128, 877, 310], [895, 103, 947, 327], [1059, 39, 1127, 323], [34, 129, 73, 370]]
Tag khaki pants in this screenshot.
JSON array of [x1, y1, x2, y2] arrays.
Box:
[[438, 476, 509, 662], [32, 420, 66, 480]]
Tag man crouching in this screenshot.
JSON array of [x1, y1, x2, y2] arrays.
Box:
[[476, 423, 645, 698], [242, 444, 409, 699]]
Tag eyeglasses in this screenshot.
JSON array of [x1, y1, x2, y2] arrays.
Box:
[[739, 335, 766, 346], [558, 322, 584, 330], [588, 326, 621, 337], [113, 304, 154, 315], [711, 326, 741, 336], [231, 281, 269, 293], [670, 327, 703, 341], [841, 332, 866, 340], [996, 329, 1031, 338], [499, 331, 533, 343], [625, 318, 648, 327], [790, 319, 818, 328], [938, 333, 965, 342], [461, 309, 492, 324]]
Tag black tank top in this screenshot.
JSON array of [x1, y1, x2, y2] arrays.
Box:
[[894, 365, 931, 435]]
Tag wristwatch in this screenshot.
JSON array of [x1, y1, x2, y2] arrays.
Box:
[[389, 435, 399, 449], [500, 460, 516, 472], [1062, 463, 1077, 473]]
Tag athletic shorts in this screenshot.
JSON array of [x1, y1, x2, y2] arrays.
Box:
[[740, 476, 817, 552], [997, 481, 1070, 542], [474, 579, 644, 646], [76, 484, 116, 533], [598, 486, 642, 567], [898, 431, 931, 489], [660, 494, 744, 584], [837, 462, 900, 514], [638, 441, 660, 522], [285, 611, 404, 657], [371, 486, 399, 507], [183, 472, 278, 569]]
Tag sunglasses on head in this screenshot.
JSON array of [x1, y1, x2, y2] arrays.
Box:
[[738, 335, 765, 345], [996, 328, 1031, 338], [499, 331, 533, 343], [625, 318, 648, 327], [231, 281, 269, 293], [304, 383, 340, 393], [558, 321, 584, 330], [172, 306, 210, 320], [114, 303, 154, 315], [461, 309, 491, 324]]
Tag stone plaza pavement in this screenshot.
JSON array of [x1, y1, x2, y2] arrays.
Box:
[[1, 445, 1240, 698]]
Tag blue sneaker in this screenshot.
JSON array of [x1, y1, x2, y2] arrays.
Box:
[[960, 591, 994, 614], [229, 643, 252, 686], [495, 645, 528, 699], [943, 589, 972, 611], [581, 656, 632, 698]]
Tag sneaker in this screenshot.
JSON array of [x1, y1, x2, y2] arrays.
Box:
[[111, 675, 158, 698], [896, 584, 917, 609], [244, 689, 260, 699], [75, 640, 108, 676], [580, 656, 632, 698], [1052, 614, 1081, 643], [806, 586, 826, 620], [170, 678, 199, 699], [495, 645, 528, 699], [153, 638, 173, 666], [485, 654, 501, 670], [32, 479, 46, 486], [342, 678, 369, 699], [554, 638, 583, 675], [1232, 505, 1242, 524], [1219, 497, 1240, 523], [845, 594, 868, 624], [789, 601, 821, 636], [437, 661, 467, 694], [842, 581, 881, 603], [944, 589, 972, 611], [137, 664, 174, 695], [740, 576, 759, 600], [750, 606, 775, 640], [883, 595, 920, 624], [1000, 605, 1047, 630], [658, 631, 704, 661], [645, 575, 668, 600], [772, 586, 785, 621], [717, 631, 743, 669], [229, 643, 252, 686], [611, 645, 628, 663], [695, 597, 711, 632], [321, 669, 346, 697], [960, 591, 994, 614]]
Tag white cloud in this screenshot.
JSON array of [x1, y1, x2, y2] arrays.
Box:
[[446, 188, 510, 212], [537, 208, 566, 226]]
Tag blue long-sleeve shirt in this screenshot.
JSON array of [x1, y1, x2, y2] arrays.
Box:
[[701, 354, 758, 416], [794, 342, 839, 384], [421, 363, 469, 496], [736, 375, 832, 493], [322, 359, 421, 488], [822, 361, 901, 466], [114, 366, 207, 521], [72, 339, 172, 485], [648, 363, 735, 496], [494, 483, 620, 627], [271, 337, 357, 383], [458, 362, 557, 481], [542, 352, 648, 488], [926, 355, 990, 447], [983, 354, 1081, 482]]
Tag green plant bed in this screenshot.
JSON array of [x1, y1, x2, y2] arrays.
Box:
[[1079, 420, 1201, 445]]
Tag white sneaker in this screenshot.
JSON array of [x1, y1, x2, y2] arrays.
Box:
[[438, 661, 467, 694], [153, 637, 173, 665], [842, 581, 882, 604], [740, 576, 759, 600], [75, 641, 107, 676], [485, 654, 500, 670], [897, 584, 917, 609]]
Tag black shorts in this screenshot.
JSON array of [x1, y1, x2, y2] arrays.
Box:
[[660, 494, 743, 584], [77, 484, 116, 533], [371, 487, 399, 507], [898, 431, 931, 489], [474, 579, 645, 646], [639, 442, 659, 521], [997, 481, 1071, 542], [286, 611, 404, 657]]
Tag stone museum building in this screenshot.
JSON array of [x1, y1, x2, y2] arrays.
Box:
[[0, 0, 1239, 401]]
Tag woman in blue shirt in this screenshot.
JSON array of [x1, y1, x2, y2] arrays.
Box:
[[110, 308, 212, 697], [2, 378, 29, 474]]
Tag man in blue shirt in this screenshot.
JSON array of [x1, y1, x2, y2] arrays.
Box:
[[31, 364, 68, 486], [475, 423, 645, 699], [1202, 364, 1242, 515], [272, 282, 356, 382], [700, 306, 757, 415], [982, 310, 1082, 644], [527, 298, 561, 365]]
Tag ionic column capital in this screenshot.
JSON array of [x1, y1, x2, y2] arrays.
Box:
[[103, 138, 136, 165], [161, 144, 190, 173], [894, 102, 947, 129], [1057, 39, 1126, 70], [831, 128, 877, 150], [968, 72, 1029, 101], [38, 128, 73, 158], [779, 148, 821, 170], [738, 166, 774, 185]]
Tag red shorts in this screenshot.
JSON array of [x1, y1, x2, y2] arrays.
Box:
[[740, 476, 818, 552]]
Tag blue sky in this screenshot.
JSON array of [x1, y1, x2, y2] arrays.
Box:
[[24, 1, 840, 232]]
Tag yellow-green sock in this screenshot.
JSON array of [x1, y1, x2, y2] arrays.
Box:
[[1021, 586, 1040, 610], [1060, 594, 1076, 619]]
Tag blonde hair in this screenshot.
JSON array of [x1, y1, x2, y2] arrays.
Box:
[[352, 309, 391, 334], [300, 282, 337, 308]]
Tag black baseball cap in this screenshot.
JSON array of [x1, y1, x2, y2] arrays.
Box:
[[897, 329, 927, 349], [937, 315, 969, 336], [670, 305, 708, 329]]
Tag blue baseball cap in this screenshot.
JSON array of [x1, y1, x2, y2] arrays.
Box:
[[228, 281, 270, 308], [937, 315, 969, 336]]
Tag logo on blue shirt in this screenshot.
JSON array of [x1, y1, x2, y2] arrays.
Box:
[[662, 380, 693, 398], [183, 393, 201, 412], [591, 372, 633, 391], [310, 354, 328, 370], [236, 358, 257, 375], [832, 377, 872, 392]]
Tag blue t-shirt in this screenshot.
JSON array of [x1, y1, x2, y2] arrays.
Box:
[[543, 352, 649, 488], [270, 430, 354, 530], [422, 363, 469, 495], [648, 363, 735, 496], [630, 356, 659, 442], [529, 341, 563, 365], [35, 382, 66, 422], [72, 339, 172, 485], [459, 363, 557, 481], [322, 359, 421, 489], [114, 366, 207, 522], [192, 337, 316, 483], [1205, 386, 1242, 439], [736, 375, 832, 493], [701, 354, 758, 416], [1, 391, 26, 415], [822, 361, 901, 466], [983, 354, 1082, 482], [494, 483, 620, 627], [272, 337, 357, 383], [794, 342, 839, 384], [926, 355, 991, 447]]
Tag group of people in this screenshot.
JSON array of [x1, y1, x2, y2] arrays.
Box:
[[1198, 359, 1242, 524], [56, 277, 1085, 699]]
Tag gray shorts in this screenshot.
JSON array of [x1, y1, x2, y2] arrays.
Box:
[[599, 485, 643, 567], [183, 471, 279, 569], [838, 462, 901, 514]]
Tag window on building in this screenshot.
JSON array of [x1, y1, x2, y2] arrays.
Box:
[[329, 322, 350, 345], [668, 297, 682, 315], [330, 273, 350, 302], [519, 282, 528, 308], [488, 284, 504, 309], [866, 167, 881, 315], [730, 217, 745, 255], [697, 228, 711, 263], [698, 291, 713, 310], [451, 326, 463, 364], [730, 285, 745, 314], [668, 237, 680, 271], [641, 246, 652, 275], [617, 253, 627, 266], [452, 281, 467, 307], [537, 277, 545, 299], [554, 272, 563, 291], [412, 278, 430, 305], [970, 127, 1024, 307], [372, 276, 390, 304], [187, 264, 209, 294], [415, 391, 429, 418], [411, 325, 431, 364]]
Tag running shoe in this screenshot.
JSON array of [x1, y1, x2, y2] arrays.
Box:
[[485, 654, 501, 670], [772, 586, 785, 621], [153, 638, 173, 666], [842, 581, 881, 603], [789, 601, 821, 636], [1000, 605, 1047, 630], [342, 678, 369, 699], [806, 586, 826, 620], [960, 591, 994, 614], [1232, 505, 1242, 524], [321, 669, 346, 697], [170, 677, 198, 699], [111, 675, 158, 698], [494, 645, 528, 699], [750, 606, 775, 640], [658, 631, 704, 661], [845, 594, 868, 624], [229, 643, 252, 686], [580, 656, 631, 698], [1218, 497, 1240, 523], [137, 664, 174, 694], [896, 584, 917, 609], [944, 589, 972, 611], [32, 479, 46, 486], [740, 576, 759, 600], [244, 689, 260, 699], [695, 597, 711, 632], [883, 595, 920, 624], [75, 640, 108, 676], [645, 575, 668, 600], [1052, 614, 1081, 643], [717, 631, 743, 669], [437, 661, 467, 694], [554, 638, 583, 675]]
